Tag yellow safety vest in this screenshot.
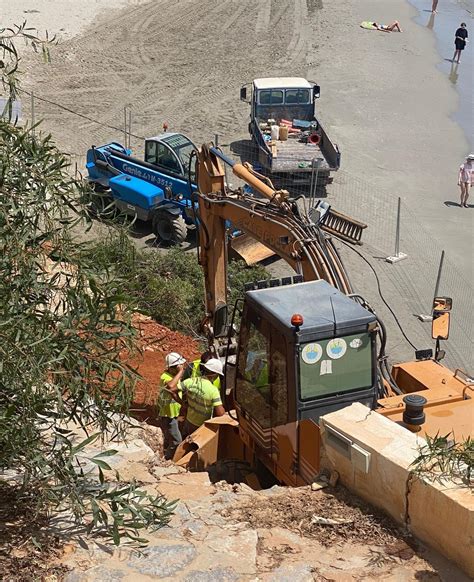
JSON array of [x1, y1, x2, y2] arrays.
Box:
[[182, 377, 223, 428], [191, 359, 221, 390], [158, 372, 182, 418]]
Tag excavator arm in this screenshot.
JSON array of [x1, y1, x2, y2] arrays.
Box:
[[195, 145, 360, 341]]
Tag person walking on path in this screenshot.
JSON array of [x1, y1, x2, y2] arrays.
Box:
[[458, 154, 474, 208], [431, 0, 439, 13], [157, 352, 186, 459], [453, 22, 468, 63], [170, 358, 225, 438]]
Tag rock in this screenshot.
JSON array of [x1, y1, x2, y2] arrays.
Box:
[[151, 464, 187, 480], [384, 540, 415, 561], [183, 567, 239, 581], [173, 500, 193, 520], [317, 573, 356, 582], [267, 563, 314, 581], [62, 543, 76, 556], [258, 485, 287, 497], [115, 460, 157, 484], [182, 518, 208, 539], [65, 567, 125, 582], [127, 542, 196, 577], [191, 528, 258, 575], [156, 472, 213, 502]]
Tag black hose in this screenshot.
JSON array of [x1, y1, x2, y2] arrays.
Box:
[[223, 299, 243, 422], [347, 293, 402, 396], [338, 239, 418, 352]]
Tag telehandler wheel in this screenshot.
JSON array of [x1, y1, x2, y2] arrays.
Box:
[[88, 192, 117, 220], [152, 211, 187, 244]]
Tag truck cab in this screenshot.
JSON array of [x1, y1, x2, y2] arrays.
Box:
[[241, 77, 320, 126]]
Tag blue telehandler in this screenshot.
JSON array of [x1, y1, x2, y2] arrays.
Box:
[[86, 132, 198, 243]]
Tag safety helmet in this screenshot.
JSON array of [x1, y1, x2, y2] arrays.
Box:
[[202, 358, 224, 376], [165, 352, 186, 368]]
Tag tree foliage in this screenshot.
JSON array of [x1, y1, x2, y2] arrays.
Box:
[[0, 25, 173, 546], [411, 433, 473, 488], [80, 231, 269, 338]]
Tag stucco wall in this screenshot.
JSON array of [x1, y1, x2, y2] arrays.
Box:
[[319, 403, 473, 577]]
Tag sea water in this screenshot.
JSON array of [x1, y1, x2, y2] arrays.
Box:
[[409, 0, 473, 150]]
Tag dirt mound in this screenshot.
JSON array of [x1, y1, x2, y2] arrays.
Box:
[[222, 485, 411, 549], [125, 314, 200, 422]]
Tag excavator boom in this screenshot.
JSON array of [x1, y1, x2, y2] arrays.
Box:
[[195, 145, 358, 338]]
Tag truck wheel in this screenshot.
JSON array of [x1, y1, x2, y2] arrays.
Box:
[[152, 212, 187, 244]]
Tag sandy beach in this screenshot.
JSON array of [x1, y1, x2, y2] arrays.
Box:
[[1, 0, 472, 367]]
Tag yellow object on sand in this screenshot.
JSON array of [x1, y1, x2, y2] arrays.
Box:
[[360, 21, 377, 30]]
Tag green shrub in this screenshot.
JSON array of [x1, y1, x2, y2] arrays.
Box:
[[81, 234, 269, 337]]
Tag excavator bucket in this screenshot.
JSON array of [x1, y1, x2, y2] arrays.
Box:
[[173, 414, 246, 472], [229, 234, 275, 265]]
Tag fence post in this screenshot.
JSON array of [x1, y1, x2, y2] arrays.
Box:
[[123, 106, 132, 149], [309, 158, 323, 210], [309, 159, 316, 209], [386, 197, 407, 263], [432, 250, 445, 302], [416, 250, 445, 322], [31, 92, 35, 135]]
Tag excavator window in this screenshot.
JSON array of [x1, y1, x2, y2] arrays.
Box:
[[236, 319, 272, 429], [235, 315, 289, 429], [175, 142, 196, 182], [155, 143, 182, 174], [299, 333, 373, 400], [145, 141, 158, 165], [270, 348, 288, 426]]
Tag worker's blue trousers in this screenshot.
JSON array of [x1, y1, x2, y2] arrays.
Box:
[[159, 416, 182, 460]]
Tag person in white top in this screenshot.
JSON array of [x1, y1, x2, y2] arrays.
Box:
[[458, 154, 474, 208]]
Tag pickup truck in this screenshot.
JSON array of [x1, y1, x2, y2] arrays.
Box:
[[240, 77, 340, 186]]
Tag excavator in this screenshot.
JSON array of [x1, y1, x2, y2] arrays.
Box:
[[173, 144, 473, 486]]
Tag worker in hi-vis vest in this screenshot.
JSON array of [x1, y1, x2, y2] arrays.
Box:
[[168, 358, 225, 438], [158, 352, 186, 459], [189, 351, 221, 390]]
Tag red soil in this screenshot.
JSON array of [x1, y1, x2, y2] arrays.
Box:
[[126, 314, 200, 423]]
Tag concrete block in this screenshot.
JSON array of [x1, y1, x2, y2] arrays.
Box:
[[319, 403, 474, 577]]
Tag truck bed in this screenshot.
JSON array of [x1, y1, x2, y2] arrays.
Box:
[[271, 138, 330, 172], [253, 117, 340, 176]]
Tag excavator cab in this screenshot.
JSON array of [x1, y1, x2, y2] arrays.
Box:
[[233, 279, 378, 485]]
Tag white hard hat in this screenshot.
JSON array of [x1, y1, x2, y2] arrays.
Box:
[[165, 352, 186, 368], [467, 153, 474, 161], [202, 358, 224, 376]]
